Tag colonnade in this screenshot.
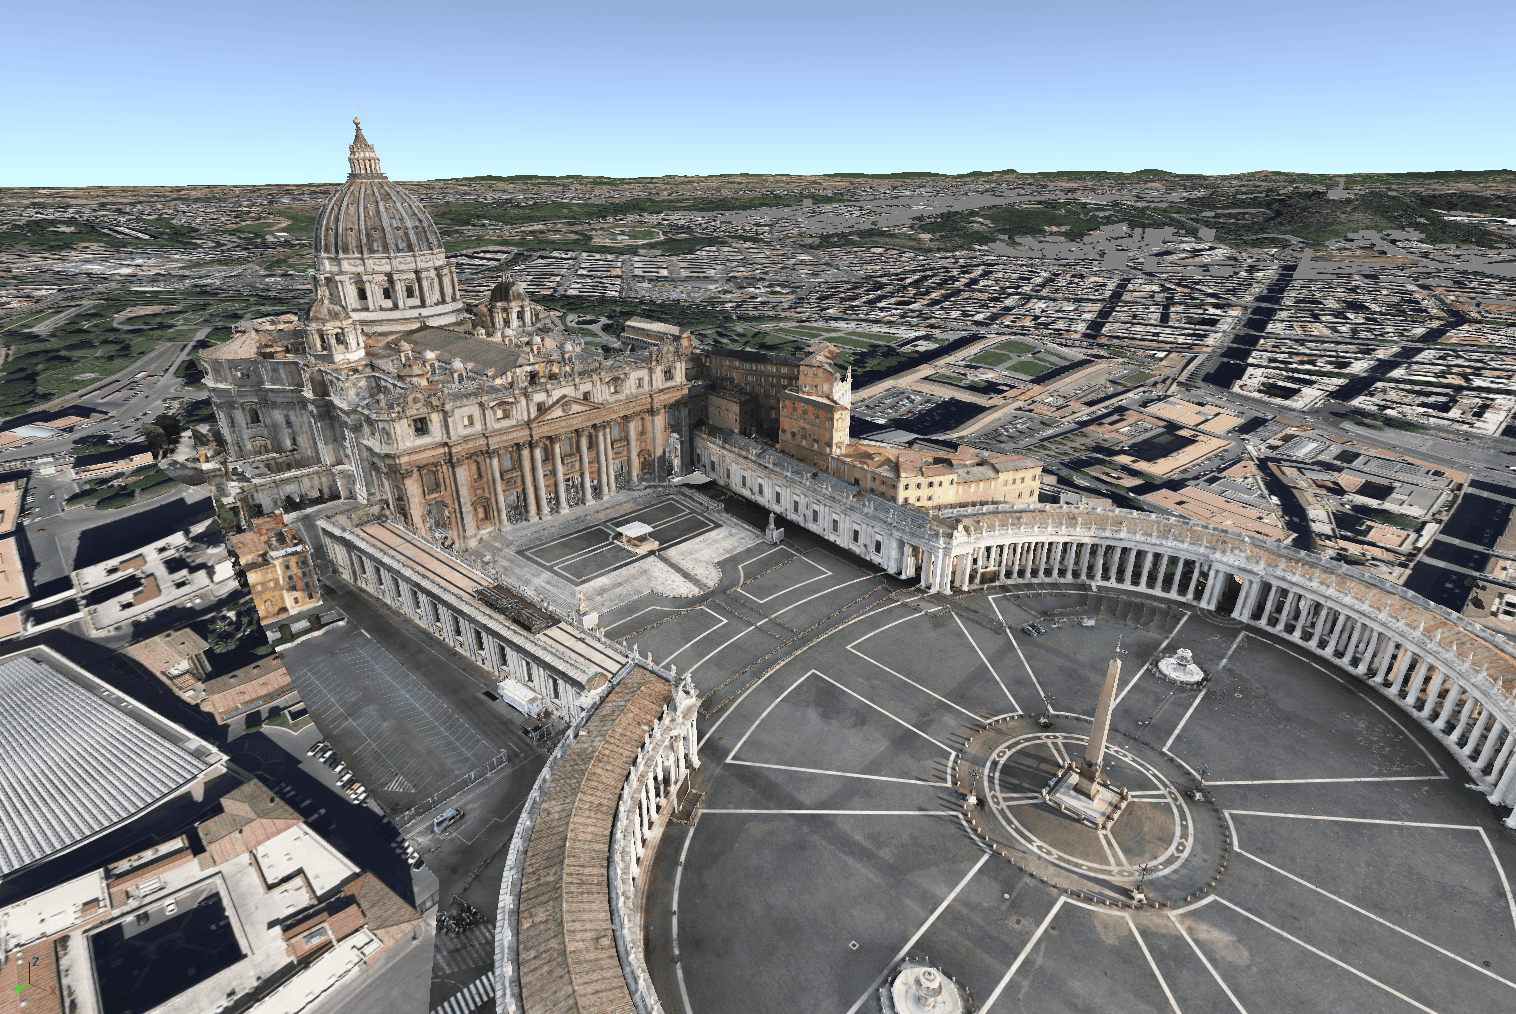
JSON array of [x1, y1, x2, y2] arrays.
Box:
[[616, 676, 700, 880], [926, 516, 1516, 817], [699, 426, 1516, 819]]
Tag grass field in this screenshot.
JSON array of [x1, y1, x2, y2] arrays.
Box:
[[0, 292, 304, 416], [969, 350, 1012, 367], [994, 339, 1037, 355], [1007, 360, 1053, 378]]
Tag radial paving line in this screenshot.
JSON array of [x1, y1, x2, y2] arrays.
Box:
[[843, 854, 992, 1014]]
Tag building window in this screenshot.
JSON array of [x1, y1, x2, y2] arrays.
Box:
[[811, 509, 819, 523], [406, 283, 416, 300], [663, 368, 673, 380], [831, 518, 839, 533], [357, 286, 367, 301], [851, 528, 860, 544], [412, 417, 429, 436], [494, 404, 511, 420], [874, 537, 883, 553], [247, 406, 261, 424], [463, 414, 476, 427], [382, 286, 392, 300]]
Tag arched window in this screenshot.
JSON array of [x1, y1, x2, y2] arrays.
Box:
[[247, 406, 261, 424]]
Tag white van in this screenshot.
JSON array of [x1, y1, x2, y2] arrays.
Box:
[[433, 807, 464, 835], [495, 679, 550, 721]]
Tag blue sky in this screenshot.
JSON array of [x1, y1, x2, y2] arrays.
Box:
[[5, 0, 1511, 185]]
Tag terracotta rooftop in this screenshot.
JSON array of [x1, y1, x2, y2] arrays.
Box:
[[123, 628, 210, 675], [196, 779, 301, 849], [517, 668, 672, 1014]]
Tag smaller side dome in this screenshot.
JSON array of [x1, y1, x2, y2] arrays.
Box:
[[307, 289, 352, 324], [490, 268, 528, 305]]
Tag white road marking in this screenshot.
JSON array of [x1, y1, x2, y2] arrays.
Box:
[[987, 594, 1046, 702], [673, 820, 699, 1014], [701, 808, 942, 815], [981, 896, 1065, 1012], [697, 601, 903, 750], [725, 669, 814, 762], [1225, 810, 1480, 830], [954, 613, 1020, 712], [737, 554, 830, 603], [1477, 827, 1516, 940], [726, 759, 949, 786], [1236, 846, 1516, 990], [1266, 642, 1443, 770], [1169, 910, 1249, 1013], [1212, 896, 1439, 1013], [843, 854, 991, 1014], [1204, 775, 1448, 786], [815, 671, 956, 755], [660, 607, 727, 666], [847, 632, 983, 723], [1127, 915, 1183, 1014], [1163, 687, 1209, 753], [1115, 613, 1190, 707]]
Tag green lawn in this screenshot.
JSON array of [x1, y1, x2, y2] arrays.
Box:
[[1008, 360, 1053, 378], [969, 351, 1012, 367], [827, 337, 875, 349], [994, 340, 1037, 355]]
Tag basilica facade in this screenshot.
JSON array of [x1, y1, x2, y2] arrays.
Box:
[[201, 122, 697, 548]]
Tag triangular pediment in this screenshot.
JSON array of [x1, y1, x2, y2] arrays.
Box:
[[536, 394, 599, 420]]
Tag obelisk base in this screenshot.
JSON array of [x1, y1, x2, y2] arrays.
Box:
[[1041, 761, 1130, 831]]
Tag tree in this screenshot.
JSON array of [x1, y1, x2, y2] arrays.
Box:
[[140, 422, 166, 457], [207, 604, 259, 654]]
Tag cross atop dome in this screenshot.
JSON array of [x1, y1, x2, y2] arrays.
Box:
[[348, 117, 384, 178]]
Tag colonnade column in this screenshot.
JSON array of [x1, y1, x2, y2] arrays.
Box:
[[651, 405, 666, 479], [627, 415, 641, 486], [532, 441, 550, 519], [451, 458, 477, 542], [551, 436, 567, 509], [597, 425, 613, 496], [487, 449, 508, 530], [578, 428, 594, 503]]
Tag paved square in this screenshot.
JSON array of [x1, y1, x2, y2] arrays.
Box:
[[518, 499, 720, 586], [585, 511, 1516, 1014]]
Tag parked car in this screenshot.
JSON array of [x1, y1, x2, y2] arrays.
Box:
[[306, 739, 327, 757]]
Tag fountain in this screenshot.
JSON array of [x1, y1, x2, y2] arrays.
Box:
[[1157, 647, 1207, 687]]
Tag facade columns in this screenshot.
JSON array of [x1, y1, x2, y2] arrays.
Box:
[[651, 405, 666, 479], [551, 435, 567, 510], [451, 458, 477, 542], [578, 428, 594, 503], [627, 414, 641, 486], [487, 450, 507, 531], [597, 425, 613, 497], [532, 441, 550, 519]]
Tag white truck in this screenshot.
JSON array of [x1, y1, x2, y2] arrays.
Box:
[[495, 679, 550, 721]]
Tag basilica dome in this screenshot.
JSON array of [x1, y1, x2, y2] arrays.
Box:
[[310, 120, 464, 336], [313, 122, 446, 260]]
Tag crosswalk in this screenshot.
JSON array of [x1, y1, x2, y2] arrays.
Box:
[[431, 971, 497, 1014], [434, 923, 494, 974]]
